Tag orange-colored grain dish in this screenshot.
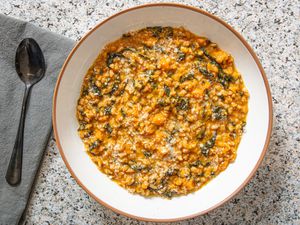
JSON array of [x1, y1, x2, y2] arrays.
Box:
[[77, 27, 249, 198]]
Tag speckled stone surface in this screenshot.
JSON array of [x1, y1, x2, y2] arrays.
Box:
[[1, 0, 299, 224]]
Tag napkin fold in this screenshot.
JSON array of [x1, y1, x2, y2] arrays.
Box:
[[0, 15, 74, 225]]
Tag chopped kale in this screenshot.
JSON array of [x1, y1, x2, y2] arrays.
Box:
[[199, 67, 214, 78], [177, 52, 186, 62], [149, 78, 158, 89], [83, 131, 92, 138], [241, 121, 247, 133], [81, 87, 89, 96], [122, 33, 132, 38], [212, 106, 227, 120], [190, 160, 201, 167], [204, 89, 209, 100], [106, 52, 124, 68], [196, 127, 206, 140], [138, 53, 150, 60], [204, 161, 211, 167], [104, 105, 112, 115], [143, 151, 152, 158], [142, 44, 152, 50], [120, 47, 136, 53], [153, 45, 165, 53], [176, 98, 189, 111], [166, 134, 174, 143], [165, 27, 174, 37], [167, 70, 175, 77], [147, 26, 163, 38], [201, 133, 217, 157], [101, 77, 111, 89], [90, 84, 102, 96], [164, 85, 171, 96], [179, 73, 195, 83], [104, 123, 112, 134], [109, 83, 119, 96], [89, 139, 101, 151], [166, 168, 177, 176], [171, 128, 178, 135], [200, 47, 234, 87], [157, 98, 167, 107], [120, 108, 126, 118], [131, 164, 144, 172], [78, 121, 87, 130], [93, 67, 103, 75], [145, 70, 155, 76], [201, 47, 218, 65], [163, 191, 176, 198], [195, 54, 204, 61], [217, 72, 234, 88]]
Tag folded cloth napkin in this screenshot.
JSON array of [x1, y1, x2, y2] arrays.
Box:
[[0, 15, 74, 225]]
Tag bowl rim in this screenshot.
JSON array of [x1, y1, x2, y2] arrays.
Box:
[[52, 3, 273, 222]]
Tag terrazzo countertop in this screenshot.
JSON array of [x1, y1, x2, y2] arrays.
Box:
[[1, 0, 299, 224]]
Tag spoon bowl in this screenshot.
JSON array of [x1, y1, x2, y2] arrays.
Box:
[[15, 38, 46, 86]]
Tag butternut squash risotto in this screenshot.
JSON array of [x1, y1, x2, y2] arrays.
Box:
[[77, 27, 249, 198]]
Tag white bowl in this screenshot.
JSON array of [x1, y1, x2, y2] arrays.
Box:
[[53, 3, 272, 222]]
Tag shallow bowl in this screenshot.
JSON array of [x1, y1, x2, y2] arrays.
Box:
[[53, 3, 272, 222]]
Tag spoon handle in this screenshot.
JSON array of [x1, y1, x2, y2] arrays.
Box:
[[6, 85, 31, 186]]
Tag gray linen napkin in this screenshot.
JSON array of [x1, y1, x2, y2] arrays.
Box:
[[0, 15, 74, 225]]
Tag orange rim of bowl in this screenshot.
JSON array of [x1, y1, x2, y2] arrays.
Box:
[[52, 3, 273, 222]]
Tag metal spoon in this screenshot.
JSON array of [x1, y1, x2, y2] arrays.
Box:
[[5, 38, 46, 186]]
